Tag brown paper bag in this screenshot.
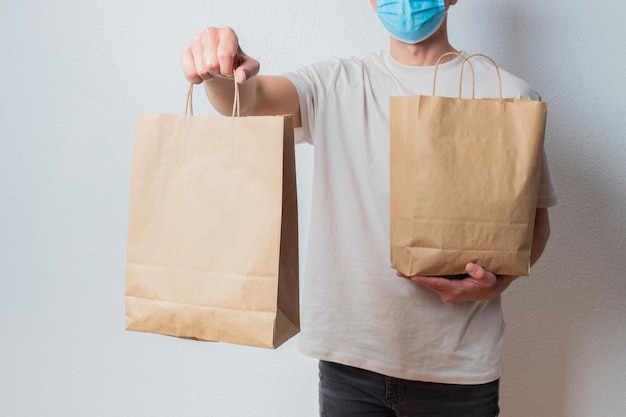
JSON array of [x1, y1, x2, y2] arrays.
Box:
[[125, 82, 299, 348], [390, 53, 547, 277]]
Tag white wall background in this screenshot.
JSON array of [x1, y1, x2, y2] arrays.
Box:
[[1, 1, 625, 416]]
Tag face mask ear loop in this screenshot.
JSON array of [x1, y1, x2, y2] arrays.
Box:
[[432, 51, 467, 96], [459, 54, 502, 102], [185, 83, 194, 116]]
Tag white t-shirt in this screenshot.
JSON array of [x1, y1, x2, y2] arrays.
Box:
[[284, 51, 558, 384]]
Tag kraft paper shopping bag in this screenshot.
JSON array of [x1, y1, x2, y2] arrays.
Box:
[[125, 81, 299, 348], [390, 53, 547, 277]]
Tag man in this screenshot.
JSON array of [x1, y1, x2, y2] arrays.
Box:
[[181, 1, 558, 415]]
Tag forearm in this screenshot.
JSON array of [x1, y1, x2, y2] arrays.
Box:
[[530, 208, 551, 267], [203, 75, 301, 125], [505, 208, 550, 286], [203, 76, 259, 116]]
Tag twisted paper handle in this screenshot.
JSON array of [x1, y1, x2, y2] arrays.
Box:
[[432, 52, 503, 101], [185, 75, 240, 117], [459, 53, 503, 101], [432, 51, 472, 96]]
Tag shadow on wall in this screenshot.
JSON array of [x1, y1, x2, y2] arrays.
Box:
[[489, 4, 626, 417]]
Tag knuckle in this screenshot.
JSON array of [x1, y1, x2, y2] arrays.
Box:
[[217, 49, 235, 60], [205, 58, 220, 70], [182, 69, 201, 84], [203, 27, 218, 36], [192, 33, 203, 45]]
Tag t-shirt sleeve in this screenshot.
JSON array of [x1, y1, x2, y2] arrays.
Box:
[[501, 72, 559, 208], [283, 59, 342, 146], [283, 69, 318, 145]]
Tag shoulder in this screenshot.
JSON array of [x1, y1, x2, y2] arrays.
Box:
[[308, 52, 382, 73], [499, 67, 541, 100], [284, 53, 383, 92], [468, 57, 542, 100]]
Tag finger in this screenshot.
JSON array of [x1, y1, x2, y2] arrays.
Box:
[[396, 272, 416, 282], [466, 262, 488, 279], [412, 276, 459, 303], [233, 49, 260, 84], [186, 35, 212, 81], [216, 27, 239, 77], [411, 276, 453, 292], [181, 44, 203, 84], [187, 27, 224, 80]]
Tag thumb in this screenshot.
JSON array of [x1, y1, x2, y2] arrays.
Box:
[[234, 49, 260, 84], [465, 262, 487, 279]]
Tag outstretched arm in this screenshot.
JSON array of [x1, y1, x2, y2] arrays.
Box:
[[181, 26, 301, 126]]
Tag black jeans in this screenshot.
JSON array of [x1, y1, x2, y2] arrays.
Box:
[[319, 361, 500, 417]]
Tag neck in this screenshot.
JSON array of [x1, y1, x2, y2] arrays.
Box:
[[389, 19, 458, 66]]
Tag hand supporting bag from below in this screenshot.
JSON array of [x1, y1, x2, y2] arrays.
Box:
[[125, 81, 299, 348], [390, 53, 547, 277]]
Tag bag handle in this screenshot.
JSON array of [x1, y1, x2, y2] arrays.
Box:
[[185, 83, 195, 116], [432, 51, 473, 96], [459, 53, 503, 101], [185, 75, 241, 117]]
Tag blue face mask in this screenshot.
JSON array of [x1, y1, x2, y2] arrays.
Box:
[[376, 0, 447, 44]]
